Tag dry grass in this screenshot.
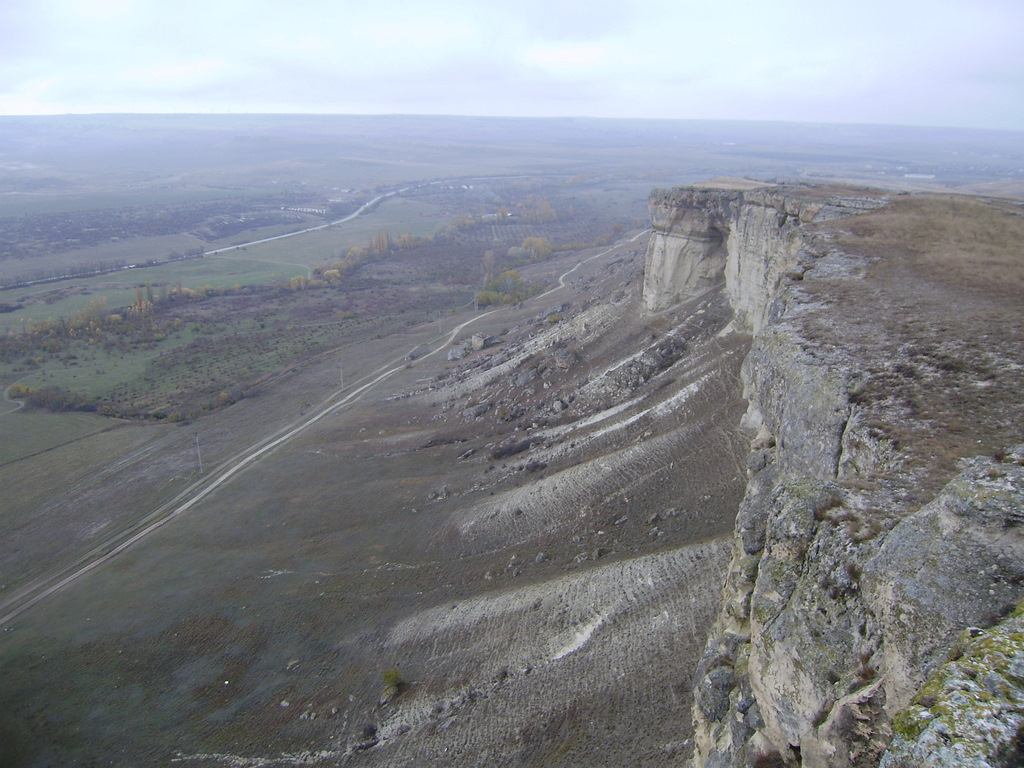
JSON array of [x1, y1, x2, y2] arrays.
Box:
[[800, 193, 1024, 509], [829, 194, 1024, 299]]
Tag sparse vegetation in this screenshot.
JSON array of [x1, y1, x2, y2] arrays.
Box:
[[475, 270, 545, 307], [3, 116, 1024, 768], [379, 667, 406, 705], [832, 195, 1024, 300]]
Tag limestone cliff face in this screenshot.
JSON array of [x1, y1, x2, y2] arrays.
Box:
[[644, 184, 1024, 768], [643, 186, 820, 333], [644, 189, 734, 315]]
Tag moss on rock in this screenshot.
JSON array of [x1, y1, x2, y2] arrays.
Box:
[[881, 600, 1024, 768]]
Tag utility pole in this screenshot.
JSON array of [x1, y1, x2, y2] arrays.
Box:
[[195, 433, 203, 475], [340, 362, 344, 390]]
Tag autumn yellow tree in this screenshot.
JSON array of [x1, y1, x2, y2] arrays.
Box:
[[521, 237, 553, 260], [370, 228, 394, 254]]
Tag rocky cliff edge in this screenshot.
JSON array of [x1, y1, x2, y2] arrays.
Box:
[[644, 182, 1024, 767]]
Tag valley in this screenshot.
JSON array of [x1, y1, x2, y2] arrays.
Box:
[[0, 229, 752, 766], [1, 116, 1023, 767]]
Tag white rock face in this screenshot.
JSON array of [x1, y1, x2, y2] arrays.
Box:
[[643, 187, 820, 333], [723, 190, 818, 333], [643, 189, 734, 314]]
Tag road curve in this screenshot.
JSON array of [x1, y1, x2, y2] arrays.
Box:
[[204, 191, 396, 257]]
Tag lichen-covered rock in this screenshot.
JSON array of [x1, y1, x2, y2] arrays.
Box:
[[864, 453, 1024, 720], [746, 478, 888, 767], [881, 601, 1024, 768], [694, 442, 1024, 767], [671, 183, 1024, 768], [698, 666, 736, 723], [740, 325, 852, 480]]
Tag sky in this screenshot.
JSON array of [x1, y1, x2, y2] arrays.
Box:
[[2, 0, 1022, 130]]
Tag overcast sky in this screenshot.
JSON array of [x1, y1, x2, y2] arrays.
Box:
[[2, 0, 1022, 130]]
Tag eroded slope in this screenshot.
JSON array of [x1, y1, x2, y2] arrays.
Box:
[[0, 233, 753, 767]]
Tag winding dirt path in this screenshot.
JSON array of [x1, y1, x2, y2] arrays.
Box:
[[0, 231, 649, 627], [0, 373, 36, 418]]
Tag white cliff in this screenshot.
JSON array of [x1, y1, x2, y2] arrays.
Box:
[[643, 183, 1024, 768], [644, 184, 822, 333]]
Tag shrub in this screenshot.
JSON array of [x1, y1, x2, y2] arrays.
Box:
[[22, 385, 97, 413], [381, 668, 403, 689], [379, 667, 405, 706]]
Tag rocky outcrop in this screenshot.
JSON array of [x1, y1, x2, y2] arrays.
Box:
[[645, 183, 1024, 767], [881, 598, 1024, 768], [644, 186, 823, 332], [644, 189, 734, 314]]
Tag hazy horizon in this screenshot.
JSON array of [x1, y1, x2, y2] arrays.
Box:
[[3, 0, 1022, 131], [1, 113, 1021, 139]]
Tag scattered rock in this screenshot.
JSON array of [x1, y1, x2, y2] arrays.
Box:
[[514, 369, 537, 387], [746, 450, 769, 473], [553, 347, 577, 370], [428, 486, 451, 500], [461, 403, 491, 419]]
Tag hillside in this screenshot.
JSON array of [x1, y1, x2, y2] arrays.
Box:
[[0, 220, 752, 766], [1, 181, 1023, 767]]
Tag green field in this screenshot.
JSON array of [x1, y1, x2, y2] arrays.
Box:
[[0, 233, 208, 279], [6, 320, 209, 399], [0, 257, 301, 332], [228, 200, 446, 267], [0, 410, 125, 464], [0, 195, 452, 333]]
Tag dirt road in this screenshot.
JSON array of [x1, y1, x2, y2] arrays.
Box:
[[0, 232, 647, 627]]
